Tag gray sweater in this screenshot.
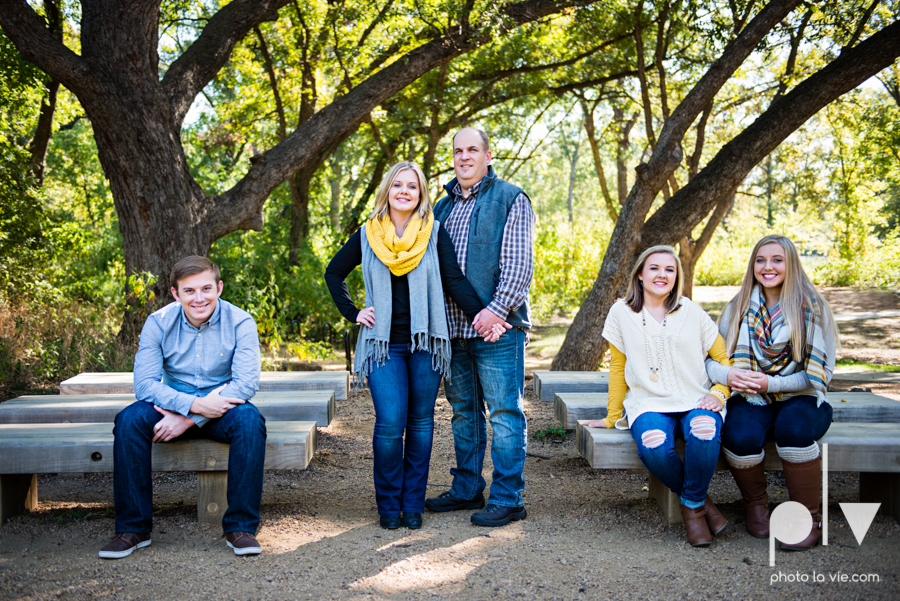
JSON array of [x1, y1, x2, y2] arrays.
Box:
[[705, 302, 836, 397]]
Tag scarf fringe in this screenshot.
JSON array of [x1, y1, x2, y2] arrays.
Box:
[[352, 338, 389, 389], [411, 331, 452, 380]]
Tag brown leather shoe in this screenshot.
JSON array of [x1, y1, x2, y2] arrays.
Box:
[[779, 457, 822, 551], [98, 532, 151, 559], [226, 531, 262, 556], [703, 498, 728, 535], [729, 462, 770, 538], [680, 504, 712, 547]]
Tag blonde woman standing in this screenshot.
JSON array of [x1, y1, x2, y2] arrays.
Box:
[[324, 161, 505, 530], [707, 235, 837, 550], [586, 245, 732, 546]]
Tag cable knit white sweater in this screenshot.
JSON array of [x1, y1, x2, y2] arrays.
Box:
[[602, 298, 720, 429]]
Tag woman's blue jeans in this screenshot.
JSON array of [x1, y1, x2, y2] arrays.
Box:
[[113, 400, 266, 534], [722, 394, 833, 455], [367, 345, 443, 517], [630, 409, 723, 509]]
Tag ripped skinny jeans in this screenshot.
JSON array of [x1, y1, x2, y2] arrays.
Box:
[[629, 409, 723, 509]]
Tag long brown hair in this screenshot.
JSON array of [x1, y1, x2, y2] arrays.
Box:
[[722, 235, 839, 360], [623, 245, 684, 314]]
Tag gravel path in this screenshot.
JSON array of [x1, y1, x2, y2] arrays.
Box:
[[2, 379, 900, 601]]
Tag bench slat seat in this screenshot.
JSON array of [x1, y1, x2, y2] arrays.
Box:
[[0, 391, 335, 427], [557, 391, 900, 430], [60, 371, 350, 401], [533, 370, 608, 403], [0, 421, 316, 473], [0, 422, 316, 524], [577, 421, 900, 525]]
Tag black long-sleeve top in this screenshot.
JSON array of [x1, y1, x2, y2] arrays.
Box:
[[324, 226, 483, 344]]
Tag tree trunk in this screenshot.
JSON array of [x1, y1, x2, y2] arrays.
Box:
[[566, 142, 579, 224], [27, 0, 62, 184], [552, 0, 805, 371], [553, 14, 900, 371]]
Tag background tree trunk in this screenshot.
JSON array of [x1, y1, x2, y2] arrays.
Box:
[[553, 15, 900, 370]]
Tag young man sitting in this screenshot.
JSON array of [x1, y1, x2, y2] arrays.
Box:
[[99, 256, 266, 558]]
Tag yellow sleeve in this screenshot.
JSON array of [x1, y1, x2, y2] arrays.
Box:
[[708, 333, 732, 406], [603, 343, 628, 428]]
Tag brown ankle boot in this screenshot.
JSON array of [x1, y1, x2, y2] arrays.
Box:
[[729, 462, 770, 538], [703, 498, 728, 535], [779, 457, 822, 551], [681, 504, 712, 547]]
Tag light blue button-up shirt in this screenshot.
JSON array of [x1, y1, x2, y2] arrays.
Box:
[[133, 298, 261, 427]]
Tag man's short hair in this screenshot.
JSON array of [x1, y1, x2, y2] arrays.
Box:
[[170, 256, 221, 289], [453, 128, 491, 153]]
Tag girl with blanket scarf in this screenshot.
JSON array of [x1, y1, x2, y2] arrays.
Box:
[[324, 161, 506, 531], [584, 246, 734, 547], [706, 235, 838, 551]]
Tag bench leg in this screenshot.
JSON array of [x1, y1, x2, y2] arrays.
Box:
[[0, 474, 38, 525], [648, 473, 682, 525], [197, 471, 228, 525], [859, 473, 900, 524]]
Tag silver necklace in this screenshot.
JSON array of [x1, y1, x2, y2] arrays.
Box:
[[642, 308, 666, 382]]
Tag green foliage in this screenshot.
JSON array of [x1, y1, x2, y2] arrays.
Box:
[[533, 425, 568, 441], [531, 218, 612, 320], [0, 296, 133, 401], [812, 231, 900, 289]]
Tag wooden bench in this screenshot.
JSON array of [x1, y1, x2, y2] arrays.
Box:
[[533, 370, 608, 403], [0, 396, 319, 526], [0, 390, 335, 427], [60, 370, 350, 401], [556, 391, 900, 430], [576, 421, 900, 525]]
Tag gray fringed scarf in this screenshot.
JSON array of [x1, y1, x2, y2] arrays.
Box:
[[353, 220, 451, 386]]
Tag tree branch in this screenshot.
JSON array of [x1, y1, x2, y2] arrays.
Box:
[[209, 0, 597, 240], [162, 0, 290, 125], [0, 0, 91, 94], [643, 18, 900, 249]]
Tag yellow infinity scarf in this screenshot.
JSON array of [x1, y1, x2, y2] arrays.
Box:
[[365, 212, 434, 276]]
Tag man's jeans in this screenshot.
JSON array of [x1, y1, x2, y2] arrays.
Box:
[[722, 394, 833, 455], [446, 328, 527, 508], [113, 400, 267, 534], [367, 345, 443, 517], [629, 409, 723, 509]]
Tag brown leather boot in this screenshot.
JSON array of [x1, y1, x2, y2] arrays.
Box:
[[779, 457, 822, 551], [703, 497, 728, 535], [729, 462, 770, 538], [681, 504, 712, 547]]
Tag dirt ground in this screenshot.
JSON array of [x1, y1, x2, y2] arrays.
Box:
[[1, 288, 899, 601]]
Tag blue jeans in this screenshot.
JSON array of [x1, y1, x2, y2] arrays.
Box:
[[630, 409, 723, 509], [445, 329, 527, 508], [367, 345, 443, 517], [113, 400, 267, 534], [722, 394, 833, 456]]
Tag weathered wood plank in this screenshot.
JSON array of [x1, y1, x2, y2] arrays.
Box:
[[648, 474, 681, 525], [197, 471, 228, 525], [60, 371, 350, 400], [0, 391, 335, 427], [533, 371, 609, 403], [0, 422, 317, 474], [0, 474, 37, 523], [560, 391, 900, 430], [576, 421, 900, 473]]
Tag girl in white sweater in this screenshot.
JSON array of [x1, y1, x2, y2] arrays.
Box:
[[586, 245, 732, 546]]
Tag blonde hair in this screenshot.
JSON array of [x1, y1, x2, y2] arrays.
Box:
[[623, 245, 684, 314], [722, 235, 839, 361], [368, 162, 432, 224]]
